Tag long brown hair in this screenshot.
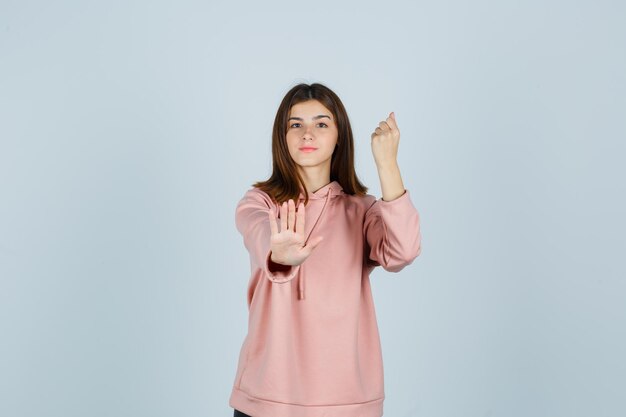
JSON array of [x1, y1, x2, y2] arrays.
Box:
[[252, 82, 368, 206]]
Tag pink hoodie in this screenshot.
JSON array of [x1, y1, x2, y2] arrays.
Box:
[[229, 180, 422, 417]]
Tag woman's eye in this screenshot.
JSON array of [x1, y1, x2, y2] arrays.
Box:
[[289, 122, 328, 128]]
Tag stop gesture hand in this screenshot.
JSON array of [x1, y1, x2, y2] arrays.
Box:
[[268, 199, 324, 266]]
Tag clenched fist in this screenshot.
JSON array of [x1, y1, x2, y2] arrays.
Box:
[[370, 111, 400, 168]]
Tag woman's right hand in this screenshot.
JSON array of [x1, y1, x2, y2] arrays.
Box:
[[268, 199, 324, 266]]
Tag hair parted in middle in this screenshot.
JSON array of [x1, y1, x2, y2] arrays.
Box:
[[252, 82, 369, 206]]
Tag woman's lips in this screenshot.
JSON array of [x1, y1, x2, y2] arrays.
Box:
[[299, 148, 317, 153]]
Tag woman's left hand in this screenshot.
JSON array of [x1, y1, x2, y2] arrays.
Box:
[[370, 111, 400, 168]]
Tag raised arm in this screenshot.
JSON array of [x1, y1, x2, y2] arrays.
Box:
[[365, 111, 422, 271], [363, 189, 422, 272]]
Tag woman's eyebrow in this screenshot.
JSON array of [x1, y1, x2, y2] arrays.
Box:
[[288, 115, 332, 121]]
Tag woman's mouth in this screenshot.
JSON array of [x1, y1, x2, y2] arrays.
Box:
[[299, 147, 318, 153]]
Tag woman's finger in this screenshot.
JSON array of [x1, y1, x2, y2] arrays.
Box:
[[386, 112, 399, 131], [304, 235, 323, 252], [280, 201, 287, 233], [268, 207, 278, 236], [288, 199, 295, 231], [295, 201, 305, 235]]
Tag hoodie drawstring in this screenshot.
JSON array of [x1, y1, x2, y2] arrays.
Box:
[[298, 187, 334, 300]]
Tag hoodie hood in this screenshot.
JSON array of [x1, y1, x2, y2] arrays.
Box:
[[298, 180, 344, 201], [295, 180, 343, 300]]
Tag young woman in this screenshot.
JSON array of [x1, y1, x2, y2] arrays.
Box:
[[229, 82, 422, 417]]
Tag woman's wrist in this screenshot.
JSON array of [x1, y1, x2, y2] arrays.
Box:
[[269, 252, 291, 272]]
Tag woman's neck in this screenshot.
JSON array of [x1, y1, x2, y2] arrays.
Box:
[[298, 169, 331, 195]]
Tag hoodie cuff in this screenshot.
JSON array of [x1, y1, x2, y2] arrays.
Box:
[[379, 189, 408, 203], [264, 251, 300, 283]]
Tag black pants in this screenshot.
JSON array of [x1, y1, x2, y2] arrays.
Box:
[[233, 409, 252, 417]]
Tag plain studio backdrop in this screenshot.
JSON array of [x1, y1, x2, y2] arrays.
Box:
[[1, 1, 624, 416]]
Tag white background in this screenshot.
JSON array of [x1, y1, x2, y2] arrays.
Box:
[[1, 1, 625, 416]]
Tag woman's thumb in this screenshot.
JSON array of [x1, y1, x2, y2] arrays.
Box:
[[305, 236, 324, 251]]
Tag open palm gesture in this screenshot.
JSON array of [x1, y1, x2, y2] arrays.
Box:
[[268, 199, 324, 266]]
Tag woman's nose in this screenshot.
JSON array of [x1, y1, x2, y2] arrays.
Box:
[[302, 126, 314, 140]]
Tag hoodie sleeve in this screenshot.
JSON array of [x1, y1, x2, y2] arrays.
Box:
[[363, 189, 422, 272], [235, 188, 301, 283]]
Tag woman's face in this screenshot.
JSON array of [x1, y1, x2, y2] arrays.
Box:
[[286, 100, 338, 175]]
